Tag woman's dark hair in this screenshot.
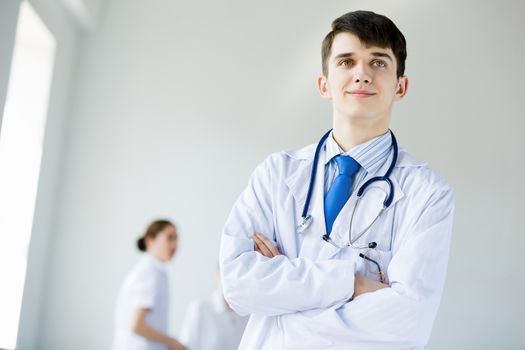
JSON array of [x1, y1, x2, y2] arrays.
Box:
[[321, 10, 407, 78], [137, 219, 174, 252]]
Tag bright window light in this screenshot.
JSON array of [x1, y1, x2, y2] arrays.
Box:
[[0, 2, 56, 349]]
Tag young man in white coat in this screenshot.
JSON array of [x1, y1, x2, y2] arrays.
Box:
[[219, 10, 454, 349]]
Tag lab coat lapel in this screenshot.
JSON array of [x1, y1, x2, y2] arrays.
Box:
[[317, 148, 406, 261], [298, 155, 330, 259], [284, 159, 311, 211], [284, 145, 328, 260]]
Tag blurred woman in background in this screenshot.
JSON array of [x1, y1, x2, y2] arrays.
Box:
[[111, 219, 185, 350]]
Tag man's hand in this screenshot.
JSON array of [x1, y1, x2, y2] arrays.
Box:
[[353, 274, 389, 298], [250, 234, 387, 298], [251, 232, 282, 258]]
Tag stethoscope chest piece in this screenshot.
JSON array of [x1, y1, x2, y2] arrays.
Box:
[[296, 215, 312, 233]]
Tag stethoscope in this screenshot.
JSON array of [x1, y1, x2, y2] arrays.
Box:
[[296, 128, 398, 255]]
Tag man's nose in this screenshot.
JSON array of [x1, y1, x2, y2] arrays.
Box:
[[352, 63, 372, 84]]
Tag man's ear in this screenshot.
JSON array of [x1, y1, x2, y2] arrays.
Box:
[[394, 75, 409, 101], [317, 75, 332, 100]]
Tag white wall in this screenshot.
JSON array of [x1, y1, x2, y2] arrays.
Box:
[[17, 0, 525, 349], [8, 0, 81, 349]]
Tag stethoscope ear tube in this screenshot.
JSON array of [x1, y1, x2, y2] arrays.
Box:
[[300, 129, 333, 219], [356, 131, 397, 208], [297, 129, 333, 233], [357, 176, 395, 208]]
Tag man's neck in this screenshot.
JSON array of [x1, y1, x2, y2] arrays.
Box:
[[332, 115, 390, 152]]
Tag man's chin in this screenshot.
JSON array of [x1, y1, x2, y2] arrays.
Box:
[[339, 109, 376, 121]]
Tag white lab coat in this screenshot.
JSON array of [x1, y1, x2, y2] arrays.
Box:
[[179, 289, 249, 350], [219, 141, 455, 350], [111, 254, 170, 350]]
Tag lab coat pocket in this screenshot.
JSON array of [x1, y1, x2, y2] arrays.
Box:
[[355, 248, 393, 284]]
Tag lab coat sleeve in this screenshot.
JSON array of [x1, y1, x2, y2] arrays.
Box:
[[287, 183, 455, 348], [220, 155, 356, 317], [130, 270, 158, 310]]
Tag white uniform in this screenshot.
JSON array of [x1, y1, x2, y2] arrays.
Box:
[[219, 141, 455, 349], [179, 289, 249, 350], [111, 254, 170, 350]]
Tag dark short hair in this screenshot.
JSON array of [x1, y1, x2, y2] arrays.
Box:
[[321, 10, 407, 78]]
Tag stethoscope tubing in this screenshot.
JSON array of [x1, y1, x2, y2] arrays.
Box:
[[298, 129, 399, 248]]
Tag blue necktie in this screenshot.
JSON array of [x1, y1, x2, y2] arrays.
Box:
[[324, 155, 361, 235]]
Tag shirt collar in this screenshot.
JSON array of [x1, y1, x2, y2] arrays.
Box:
[[324, 130, 392, 175]]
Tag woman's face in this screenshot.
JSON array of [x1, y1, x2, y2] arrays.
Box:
[[146, 225, 178, 262]]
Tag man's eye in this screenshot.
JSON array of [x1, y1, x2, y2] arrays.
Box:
[[340, 59, 353, 67], [372, 60, 386, 68]]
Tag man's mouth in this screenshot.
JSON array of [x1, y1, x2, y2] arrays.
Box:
[[348, 90, 376, 98]]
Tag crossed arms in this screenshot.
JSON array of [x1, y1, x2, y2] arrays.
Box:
[[219, 160, 455, 346], [252, 232, 387, 299]]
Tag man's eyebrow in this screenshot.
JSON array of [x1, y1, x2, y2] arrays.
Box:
[[371, 52, 393, 62], [333, 52, 354, 60], [333, 51, 394, 62]]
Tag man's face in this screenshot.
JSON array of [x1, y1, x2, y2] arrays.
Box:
[[318, 32, 408, 124]]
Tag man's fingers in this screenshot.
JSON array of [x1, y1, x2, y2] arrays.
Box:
[[252, 235, 273, 257], [255, 232, 281, 256], [253, 240, 264, 255], [251, 232, 282, 258]]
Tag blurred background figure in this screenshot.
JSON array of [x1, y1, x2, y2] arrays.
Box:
[[111, 220, 186, 350], [179, 279, 248, 350]]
